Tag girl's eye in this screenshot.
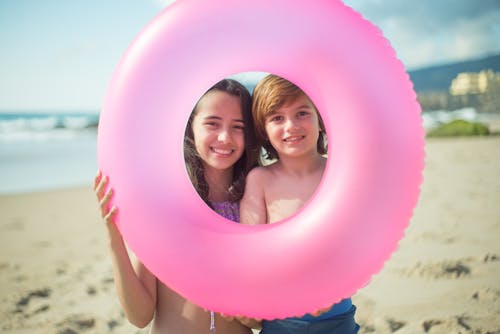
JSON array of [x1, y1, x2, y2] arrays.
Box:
[[204, 122, 219, 128], [233, 125, 244, 131], [297, 111, 310, 118]]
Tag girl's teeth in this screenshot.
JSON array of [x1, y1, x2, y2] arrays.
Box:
[[213, 148, 232, 154]]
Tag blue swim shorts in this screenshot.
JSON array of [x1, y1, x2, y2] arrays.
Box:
[[260, 306, 360, 334]]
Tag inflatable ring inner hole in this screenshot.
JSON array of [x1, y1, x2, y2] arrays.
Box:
[[183, 72, 329, 225]]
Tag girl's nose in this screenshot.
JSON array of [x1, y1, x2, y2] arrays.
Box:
[[217, 128, 232, 143]]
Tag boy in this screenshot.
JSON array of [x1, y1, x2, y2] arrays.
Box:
[[240, 74, 359, 334]]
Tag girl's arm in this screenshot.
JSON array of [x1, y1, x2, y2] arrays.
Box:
[[240, 167, 267, 225], [95, 172, 157, 328]]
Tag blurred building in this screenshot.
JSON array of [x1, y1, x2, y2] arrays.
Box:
[[448, 70, 500, 112], [450, 70, 500, 95]]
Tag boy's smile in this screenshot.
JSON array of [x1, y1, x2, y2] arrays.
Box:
[[283, 135, 305, 143], [265, 94, 320, 158]]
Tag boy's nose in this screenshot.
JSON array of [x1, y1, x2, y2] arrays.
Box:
[[284, 118, 299, 131]]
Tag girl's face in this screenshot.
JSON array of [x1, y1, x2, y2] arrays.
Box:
[[264, 94, 320, 159], [192, 91, 245, 172]]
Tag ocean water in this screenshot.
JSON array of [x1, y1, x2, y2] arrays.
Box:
[[0, 111, 99, 194], [0, 107, 490, 195]]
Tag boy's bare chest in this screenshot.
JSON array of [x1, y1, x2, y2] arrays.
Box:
[[265, 174, 321, 223]]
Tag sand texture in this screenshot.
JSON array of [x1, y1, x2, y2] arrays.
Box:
[[1, 136, 499, 333]]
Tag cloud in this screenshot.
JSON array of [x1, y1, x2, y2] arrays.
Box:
[[148, 0, 500, 69], [345, 0, 500, 25], [344, 0, 500, 68]]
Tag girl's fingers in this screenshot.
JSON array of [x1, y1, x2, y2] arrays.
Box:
[[95, 175, 108, 200], [93, 170, 102, 190], [103, 187, 113, 204], [104, 206, 118, 224], [94, 170, 118, 224], [99, 187, 113, 216]]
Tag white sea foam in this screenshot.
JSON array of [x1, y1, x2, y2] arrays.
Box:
[[421, 107, 481, 130], [0, 111, 99, 194], [0, 112, 99, 142]]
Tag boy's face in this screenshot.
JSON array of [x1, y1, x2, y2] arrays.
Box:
[[264, 94, 321, 159]]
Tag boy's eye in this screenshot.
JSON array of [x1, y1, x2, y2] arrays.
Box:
[[297, 111, 310, 118], [269, 115, 283, 122]]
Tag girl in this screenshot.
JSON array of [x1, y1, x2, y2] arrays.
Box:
[[240, 74, 359, 334], [95, 79, 258, 333]]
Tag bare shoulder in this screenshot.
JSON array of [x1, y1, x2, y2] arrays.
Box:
[[246, 165, 273, 183], [241, 166, 273, 225]]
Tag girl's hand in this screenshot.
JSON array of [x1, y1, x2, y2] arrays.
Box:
[[94, 170, 118, 225]]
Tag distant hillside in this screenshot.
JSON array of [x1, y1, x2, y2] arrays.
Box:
[[408, 53, 500, 93]]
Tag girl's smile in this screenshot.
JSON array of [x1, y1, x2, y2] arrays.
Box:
[[211, 146, 235, 156], [192, 90, 245, 172]]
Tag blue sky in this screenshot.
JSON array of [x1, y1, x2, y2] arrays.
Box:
[[1, 0, 499, 111]]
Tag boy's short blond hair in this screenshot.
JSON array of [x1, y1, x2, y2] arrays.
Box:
[[252, 74, 327, 160]]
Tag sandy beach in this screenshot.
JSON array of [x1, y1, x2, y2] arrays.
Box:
[[1, 135, 499, 333]]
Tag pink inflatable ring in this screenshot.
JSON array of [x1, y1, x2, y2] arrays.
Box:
[[98, 0, 425, 319]]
